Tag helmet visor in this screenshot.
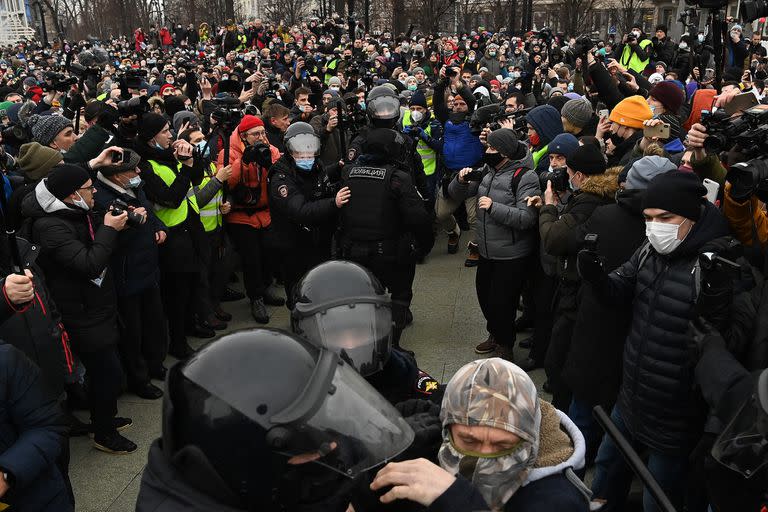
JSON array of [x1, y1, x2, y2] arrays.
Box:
[[286, 132, 320, 158], [274, 361, 414, 478], [712, 393, 768, 478], [295, 303, 392, 376], [368, 95, 400, 119]]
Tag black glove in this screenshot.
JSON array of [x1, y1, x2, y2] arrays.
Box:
[[689, 316, 727, 357], [395, 398, 440, 418], [395, 399, 442, 463], [577, 249, 604, 283]]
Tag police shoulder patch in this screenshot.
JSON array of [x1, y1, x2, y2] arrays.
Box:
[[348, 167, 387, 180], [278, 184, 288, 197], [347, 148, 357, 161]]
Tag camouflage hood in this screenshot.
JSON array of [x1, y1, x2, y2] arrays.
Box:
[[438, 358, 541, 511]]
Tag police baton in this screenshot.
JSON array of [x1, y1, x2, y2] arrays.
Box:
[[592, 406, 677, 512]]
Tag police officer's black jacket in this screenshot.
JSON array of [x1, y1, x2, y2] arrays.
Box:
[[267, 155, 339, 251], [339, 157, 434, 255], [588, 202, 733, 454], [135, 142, 206, 273]]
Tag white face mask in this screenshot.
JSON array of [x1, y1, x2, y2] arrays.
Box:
[[632, 31, 641, 38], [698, 34, 705, 42], [72, 191, 90, 211], [411, 110, 424, 122], [679, 42, 688, 50], [646, 219, 688, 255]]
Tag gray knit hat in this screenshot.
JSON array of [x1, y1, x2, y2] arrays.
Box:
[[28, 114, 73, 147], [625, 155, 677, 190], [560, 98, 593, 129], [487, 128, 522, 160]]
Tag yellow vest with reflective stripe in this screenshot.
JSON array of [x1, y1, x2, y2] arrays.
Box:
[[620, 39, 652, 74], [148, 160, 199, 228], [402, 110, 437, 176], [197, 163, 223, 232]]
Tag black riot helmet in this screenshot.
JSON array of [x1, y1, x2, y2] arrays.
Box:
[[366, 85, 400, 128], [291, 261, 393, 377], [162, 328, 413, 510], [711, 368, 768, 479]]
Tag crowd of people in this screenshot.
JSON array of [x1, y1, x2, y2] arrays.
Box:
[[0, 12, 767, 512]]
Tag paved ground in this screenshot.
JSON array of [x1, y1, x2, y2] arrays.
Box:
[[69, 235, 550, 512]]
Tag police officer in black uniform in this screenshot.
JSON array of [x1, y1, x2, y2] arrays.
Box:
[[346, 85, 430, 201], [338, 128, 434, 352], [291, 260, 442, 406], [267, 122, 349, 307], [135, 328, 417, 511]]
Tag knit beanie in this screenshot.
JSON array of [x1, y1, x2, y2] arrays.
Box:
[[642, 171, 707, 221], [328, 76, 342, 87], [410, 90, 428, 108], [137, 113, 169, 142], [487, 128, 523, 160], [649, 81, 684, 114], [159, 83, 176, 95], [45, 164, 91, 200], [547, 95, 569, 112], [237, 114, 263, 134], [163, 95, 186, 119], [609, 95, 653, 129], [566, 143, 606, 175], [412, 67, 425, 75], [549, 133, 579, 158], [27, 114, 72, 147], [16, 142, 63, 180], [561, 98, 593, 129], [625, 155, 677, 190]]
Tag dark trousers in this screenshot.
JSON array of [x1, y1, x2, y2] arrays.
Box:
[[281, 248, 329, 309], [78, 347, 123, 436], [195, 229, 232, 316], [530, 263, 557, 364], [160, 271, 199, 351], [545, 281, 579, 410], [116, 284, 167, 386], [475, 256, 528, 347], [228, 223, 270, 301], [347, 256, 415, 346]]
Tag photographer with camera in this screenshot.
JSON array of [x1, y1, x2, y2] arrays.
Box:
[[399, 90, 444, 205], [21, 164, 137, 454], [218, 115, 282, 324], [92, 148, 167, 401], [449, 129, 540, 356], [135, 113, 205, 360], [434, 66, 484, 263], [310, 96, 350, 168], [616, 23, 652, 74], [531, 143, 615, 411]]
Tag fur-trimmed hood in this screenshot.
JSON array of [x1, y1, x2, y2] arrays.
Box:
[[580, 166, 621, 199]]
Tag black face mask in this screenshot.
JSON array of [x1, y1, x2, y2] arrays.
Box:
[[483, 152, 505, 168], [449, 112, 467, 124]]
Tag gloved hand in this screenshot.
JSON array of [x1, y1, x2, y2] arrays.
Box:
[[689, 316, 727, 356], [395, 399, 442, 463], [402, 125, 413, 135], [577, 249, 604, 283]]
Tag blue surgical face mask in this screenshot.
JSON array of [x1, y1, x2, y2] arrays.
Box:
[[359, 101, 366, 110], [155, 141, 165, 150], [295, 158, 315, 170], [648, 104, 657, 115], [196, 140, 210, 158], [126, 176, 142, 189]]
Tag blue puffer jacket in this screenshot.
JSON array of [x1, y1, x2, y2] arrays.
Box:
[[442, 121, 484, 171], [0, 345, 72, 512]]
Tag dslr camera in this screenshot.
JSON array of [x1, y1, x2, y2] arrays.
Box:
[[117, 96, 149, 118], [43, 72, 78, 92], [539, 166, 569, 192], [109, 199, 144, 228]]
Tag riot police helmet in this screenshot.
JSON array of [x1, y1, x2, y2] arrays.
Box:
[[292, 261, 393, 377], [366, 85, 401, 126], [162, 328, 414, 510], [284, 121, 320, 159]]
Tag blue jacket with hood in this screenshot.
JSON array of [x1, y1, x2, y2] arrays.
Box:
[[526, 105, 564, 174]]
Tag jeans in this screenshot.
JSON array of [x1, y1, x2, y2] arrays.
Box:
[[591, 406, 688, 512], [568, 397, 603, 469]]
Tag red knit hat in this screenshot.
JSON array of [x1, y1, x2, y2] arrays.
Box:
[[238, 114, 264, 133], [159, 83, 176, 95]]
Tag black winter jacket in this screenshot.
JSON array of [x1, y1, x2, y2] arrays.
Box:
[[135, 142, 205, 273], [0, 345, 71, 512], [587, 202, 732, 453], [267, 155, 339, 252], [0, 238, 73, 397], [21, 181, 120, 353], [562, 189, 647, 406], [93, 173, 165, 296]]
